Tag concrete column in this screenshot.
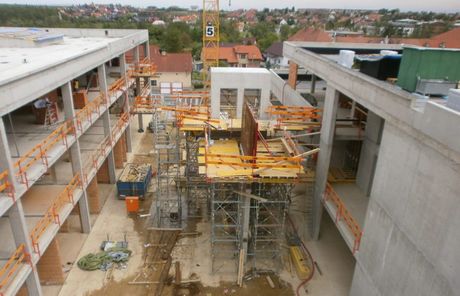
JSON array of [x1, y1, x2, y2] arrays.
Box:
[[87, 178, 101, 214], [144, 42, 150, 59], [259, 87, 271, 120], [288, 61, 298, 90], [0, 117, 42, 295], [119, 53, 132, 152], [311, 85, 339, 240], [134, 46, 144, 133], [236, 88, 244, 119], [311, 74, 316, 94], [98, 64, 117, 184], [61, 82, 91, 234], [36, 238, 64, 285], [350, 100, 356, 119]]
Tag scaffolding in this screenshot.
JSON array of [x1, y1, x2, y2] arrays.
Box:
[[150, 100, 183, 229], [250, 183, 293, 271], [210, 182, 244, 273]]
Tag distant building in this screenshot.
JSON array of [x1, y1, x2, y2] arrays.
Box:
[[149, 46, 193, 89], [288, 26, 460, 49], [152, 20, 166, 26], [265, 42, 289, 68], [203, 44, 263, 68]]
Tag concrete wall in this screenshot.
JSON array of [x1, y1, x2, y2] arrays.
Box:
[[152, 72, 192, 88], [351, 121, 460, 296], [269, 70, 309, 106], [356, 111, 384, 196], [211, 68, 271, 119]]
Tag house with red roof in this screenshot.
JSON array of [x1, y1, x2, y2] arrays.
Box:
[[202, 44, 263, 68]]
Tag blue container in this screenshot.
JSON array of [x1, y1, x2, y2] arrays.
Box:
[[117, 163, 152, 199]]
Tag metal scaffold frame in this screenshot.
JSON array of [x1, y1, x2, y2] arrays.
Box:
[[210, 183, 244, 273], [150, 101, 183, 229], [250, 183, 293, 271]]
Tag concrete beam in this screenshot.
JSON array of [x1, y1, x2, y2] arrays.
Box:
[[312, 85, 339, 240], [283, 42, 460, 163], [0, 30, 148, 116], [269, 70, 309, 106]]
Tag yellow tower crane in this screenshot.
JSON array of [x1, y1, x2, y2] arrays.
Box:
[[202, 0, 220, 87]]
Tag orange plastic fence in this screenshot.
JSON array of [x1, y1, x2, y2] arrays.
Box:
[[81, 112, 130, 185], [324, 183, 362, 253], [0, 244, 30, 294], [14, 119, 76, 188], [7, 75, 128, 203], [29, 174, 81, 255], [267, 105, 322, 125], [0, 171, 13, 199]]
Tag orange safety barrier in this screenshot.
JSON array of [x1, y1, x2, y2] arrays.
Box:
[[0, 170, 14, 199], [111, 113, 130, 140], [323, 183, 362, 254], [0, 244, 31, 295], [14, 119, 76, 189], [267, 106, 323, 125], [29, 174, 81, 255], [108, 77, 127, 98]]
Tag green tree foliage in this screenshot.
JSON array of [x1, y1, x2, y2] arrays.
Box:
[[249, 22, 277, 51]]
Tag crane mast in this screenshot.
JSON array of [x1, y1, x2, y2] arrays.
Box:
[[202, 0, 220, 87]]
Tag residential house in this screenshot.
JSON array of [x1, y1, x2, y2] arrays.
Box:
[[203, 44, 263, 68], [265, 42, 289, 68], [149, 46, 193, 89]]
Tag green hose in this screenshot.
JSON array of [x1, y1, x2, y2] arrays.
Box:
[[77, 247, 132, 271]]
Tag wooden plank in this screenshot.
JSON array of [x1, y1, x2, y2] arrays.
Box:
[[233, 191, 268, 202]]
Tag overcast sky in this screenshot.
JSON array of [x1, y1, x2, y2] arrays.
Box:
[[0, 0, 459, 12]]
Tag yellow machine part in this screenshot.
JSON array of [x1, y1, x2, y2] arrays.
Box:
[[290, 246, 311, 280]]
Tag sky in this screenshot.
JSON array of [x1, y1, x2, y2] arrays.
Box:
[[0, 0, 459, 12]]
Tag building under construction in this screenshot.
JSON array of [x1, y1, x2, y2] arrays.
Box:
[[0, 27, 459, 296]]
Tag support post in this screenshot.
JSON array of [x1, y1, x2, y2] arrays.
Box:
[[311, 74, 316, 94], [133, 46, 144, 132], [61, 82, 91, 233], [0, 117, 42, 295], [119, 53, 133, 152], [311, 85, 339, 240], [98, 64, 117, 184], [241, 194, 251, 264], [288, 61, 298, 90]]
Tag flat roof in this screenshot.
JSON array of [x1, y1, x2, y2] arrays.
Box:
[[0, 36, 120, 86], [211, 67, 270, 74]]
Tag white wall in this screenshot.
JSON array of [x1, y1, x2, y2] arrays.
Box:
[[210, 68, 271, 119], [152, 72, 192, 88]]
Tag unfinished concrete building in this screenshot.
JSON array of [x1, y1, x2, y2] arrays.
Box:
[[1, 27, 459, 296]]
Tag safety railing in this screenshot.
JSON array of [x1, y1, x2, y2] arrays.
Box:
[[108, 77, 127, 98], [111, 113, 130, 141], [0, 244, 31, 296], [267, 105, 322, 128], [14, 119, 76, 189], [29, 174, 82, 256], [323, 183, 362, 254], [128, 57, 157, 77], [0, 171, 14, 200]]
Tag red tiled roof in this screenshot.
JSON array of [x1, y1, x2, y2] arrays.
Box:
[[234, 45, 263, 60], [288, 27, 332, 42], [151, 51, 193, 73], [427, 27, 460, 48], [203, 45, 263, 64]]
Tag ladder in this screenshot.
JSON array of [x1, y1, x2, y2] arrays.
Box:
[[44, 102, 58, 128]]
